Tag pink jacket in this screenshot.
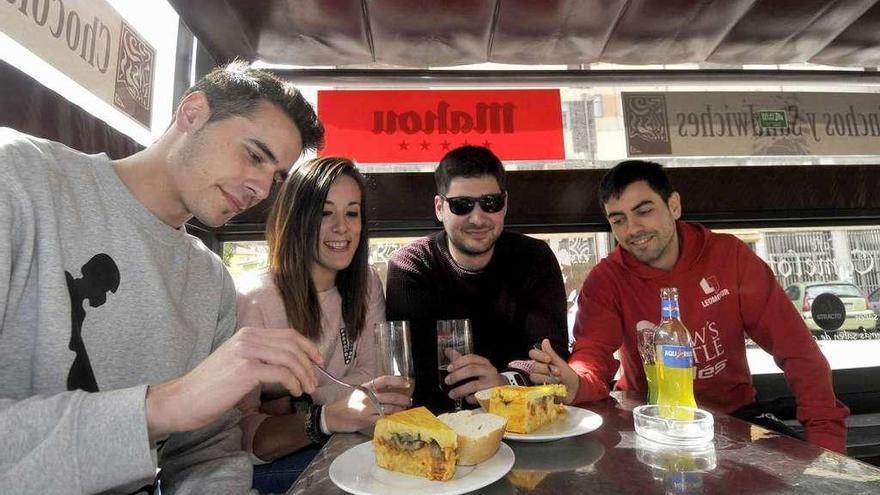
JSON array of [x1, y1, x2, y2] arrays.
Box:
[[235, 269, 385, 454]]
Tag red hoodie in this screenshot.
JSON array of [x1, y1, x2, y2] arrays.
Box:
[[570, 221, 849, 453]]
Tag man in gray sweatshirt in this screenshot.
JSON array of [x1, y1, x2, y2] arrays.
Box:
[[0, 62, 326, 494]]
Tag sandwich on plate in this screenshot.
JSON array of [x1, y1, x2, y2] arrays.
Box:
[[485, 384, 567, 434], [373, 406, 458, 480]]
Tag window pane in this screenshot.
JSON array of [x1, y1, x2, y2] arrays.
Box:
[[223, 241, 269, 285], [719, 225, 880, 374], [221, 225, 880, 373], [300, 83, 880, 174]]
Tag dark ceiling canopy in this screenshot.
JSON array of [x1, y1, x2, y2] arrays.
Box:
[[170, 0, 880, 238], [170, 0, 880, 68]]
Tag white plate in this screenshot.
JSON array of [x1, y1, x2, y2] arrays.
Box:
[[501, 406, 603, 442], [329, 441, 515, 495]]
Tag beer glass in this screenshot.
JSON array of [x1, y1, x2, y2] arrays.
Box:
[[375, 320, 414, 396], [638, 323, 658, 404], [437, 318, 473, 411]]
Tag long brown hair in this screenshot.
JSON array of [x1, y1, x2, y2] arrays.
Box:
[[266, 156, 370, 341]]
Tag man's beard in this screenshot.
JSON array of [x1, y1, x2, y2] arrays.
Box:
[[449, 231, 498, 257], [629, 231, 673, 265]]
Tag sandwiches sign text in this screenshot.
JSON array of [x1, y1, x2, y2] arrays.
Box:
[[318, 90, 564, 163], [622, 91, 880, 157]]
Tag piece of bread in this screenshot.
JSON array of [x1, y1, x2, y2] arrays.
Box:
[[438, 410, 507, 465], [474, 387, 495, 410], [373, 407, 458, 480], [487, 384, 567, 434]]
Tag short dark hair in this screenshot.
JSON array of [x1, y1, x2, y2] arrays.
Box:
[[434, 146, 506, 195], [598, 160, 674, 206], [185, 60, 325, 152]]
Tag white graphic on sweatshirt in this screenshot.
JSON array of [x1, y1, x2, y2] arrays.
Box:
[[637, 318, 727, 380], [700, 276, 718, 294], [692, 320, 728, 379], [699, 275, 730, 308]]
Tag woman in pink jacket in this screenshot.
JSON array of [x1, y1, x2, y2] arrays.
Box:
[[236, 156, 410, 494]]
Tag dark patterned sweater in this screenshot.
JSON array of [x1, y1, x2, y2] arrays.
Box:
[[386, 230, 569, 412]]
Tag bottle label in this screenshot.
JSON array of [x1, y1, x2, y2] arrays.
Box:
[[668, 472, 703, 493], [661, 300, 680, 319], [660, 345, 693, 368]]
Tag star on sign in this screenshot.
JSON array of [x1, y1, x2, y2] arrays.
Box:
[[398, 140, 409, 150], [420, 140, 430, 150]]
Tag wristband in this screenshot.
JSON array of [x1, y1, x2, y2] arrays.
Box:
[[319, 404, 331, 435], [500, 371, 528, 386]]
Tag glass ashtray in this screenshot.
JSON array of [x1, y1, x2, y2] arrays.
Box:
[[633, 405, 714, 447], [635, 435, 717, 473]]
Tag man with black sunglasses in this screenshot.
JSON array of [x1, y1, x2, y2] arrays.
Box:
[[386, 146, 569, 412]]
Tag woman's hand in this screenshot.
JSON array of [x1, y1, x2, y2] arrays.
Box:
[[323, 375, 412, 433], [528, 338, 580, 404]]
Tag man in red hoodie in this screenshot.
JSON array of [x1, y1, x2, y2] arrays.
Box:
[[530, 160, 849, 454]]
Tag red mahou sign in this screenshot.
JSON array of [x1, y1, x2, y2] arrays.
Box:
[[317, 90, 564, 163]]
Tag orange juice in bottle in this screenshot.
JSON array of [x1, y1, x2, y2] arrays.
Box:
[[654, 287, 697, 419]]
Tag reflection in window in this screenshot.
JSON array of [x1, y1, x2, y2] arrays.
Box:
[[223, 226, 880, 310], [723, 226, 880, 374], [736, 227, 880, 296], [222, 225, 880, 370], [224, 232, 614, 303], [353, 84, 880, 175]]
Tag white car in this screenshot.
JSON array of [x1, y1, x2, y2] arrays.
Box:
[[784, 281, 877, 332], [869, 288, 880, 328]]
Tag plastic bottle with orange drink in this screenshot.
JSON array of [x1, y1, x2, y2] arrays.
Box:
[[654, 287, 697, 419]]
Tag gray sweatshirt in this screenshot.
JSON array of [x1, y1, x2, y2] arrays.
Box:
[[0, 128, 253, 494]]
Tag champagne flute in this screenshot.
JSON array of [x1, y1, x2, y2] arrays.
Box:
[[375, 320, 414, 397], [638, 323, 658, 404], [437, 318, 473, 411]]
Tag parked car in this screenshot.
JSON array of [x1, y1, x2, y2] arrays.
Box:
[[869, 288, 880, 326], [784, 281, 877, 332]]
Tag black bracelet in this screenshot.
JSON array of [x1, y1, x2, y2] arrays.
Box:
[[289, 394, 313, 414], [304, 404, 330, 445]]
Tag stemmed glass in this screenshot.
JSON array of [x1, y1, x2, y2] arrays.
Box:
[[437, 318, 473, 411], [638, 324, 658, 404], [375, 320, 415, 397]]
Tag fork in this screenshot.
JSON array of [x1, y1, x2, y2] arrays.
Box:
[[314, 365, 385, 416], [530, 339, 562, 385]]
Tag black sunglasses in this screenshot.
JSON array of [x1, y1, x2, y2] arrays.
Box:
[[441, 192, 507, 215]]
